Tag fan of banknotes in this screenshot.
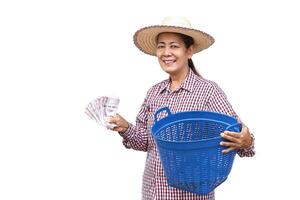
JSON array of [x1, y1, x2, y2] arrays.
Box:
[[85, 96, 119, 129]]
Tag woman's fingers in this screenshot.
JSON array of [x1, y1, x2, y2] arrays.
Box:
[[222, 147, 236, 154], [221, 131, 240, 143], [107, 114, 129, 133], [220, 123, 252, 152], [220, 140, 240, 153], [107, 115, 122, 126], [112, 126, 122, 132], [220, 141, 241, 148], [220, 131, 242, 153]]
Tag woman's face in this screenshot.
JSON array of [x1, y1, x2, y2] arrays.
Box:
[[156, 32, 193, 76]]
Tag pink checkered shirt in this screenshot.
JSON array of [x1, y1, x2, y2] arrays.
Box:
[[121, 69, 255, 200]]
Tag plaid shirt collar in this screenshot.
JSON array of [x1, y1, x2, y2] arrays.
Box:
[[159, 69, 197, 94]]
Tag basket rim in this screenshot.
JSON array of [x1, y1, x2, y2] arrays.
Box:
[[152, 110, 237, 132], [152, 118, 231, 139]]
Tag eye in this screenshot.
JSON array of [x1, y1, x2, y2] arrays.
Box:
[[157, 44, 164, 49], [170, 44, 179, 48]]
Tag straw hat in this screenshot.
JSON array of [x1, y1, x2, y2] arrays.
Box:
[[133, 16, 215, 56]]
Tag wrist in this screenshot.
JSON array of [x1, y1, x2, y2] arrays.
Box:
[[118, 123, 131, 136], [244, 134, 253, 149]]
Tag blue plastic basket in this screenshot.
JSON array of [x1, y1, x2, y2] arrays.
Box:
[[151, 107, 241, 195]]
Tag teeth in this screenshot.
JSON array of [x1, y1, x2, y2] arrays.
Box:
[[164, 60, 175, 64]]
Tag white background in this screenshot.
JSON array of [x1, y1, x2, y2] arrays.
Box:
[[1, 0, 299, 199]]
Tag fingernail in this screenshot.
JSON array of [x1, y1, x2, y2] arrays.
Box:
[[107, 117, 112, 122], [220, 142, 223, 145]]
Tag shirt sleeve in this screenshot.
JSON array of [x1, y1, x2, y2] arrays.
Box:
[[207, 82, 255, 157], [118, 91, 150, 152]]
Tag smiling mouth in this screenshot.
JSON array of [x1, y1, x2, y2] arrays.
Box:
[[163, 60, 176, 65]]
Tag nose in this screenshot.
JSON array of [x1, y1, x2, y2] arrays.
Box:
[[162, 47, 171, 56]]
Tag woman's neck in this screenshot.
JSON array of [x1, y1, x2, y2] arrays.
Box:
[[169, 67, 189, 91]]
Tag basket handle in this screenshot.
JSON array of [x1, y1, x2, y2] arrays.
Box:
[[154, 107, 172, 123], [226, 122, 242, 132]]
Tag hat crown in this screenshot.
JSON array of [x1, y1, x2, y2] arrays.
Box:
[[161, 16, 192, 28]]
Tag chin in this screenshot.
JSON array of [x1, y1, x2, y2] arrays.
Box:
[[163, 69, 178, 75], [162, 64, 177, 71]]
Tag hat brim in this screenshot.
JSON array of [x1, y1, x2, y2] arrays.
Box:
[[133, 25, 215, 56]]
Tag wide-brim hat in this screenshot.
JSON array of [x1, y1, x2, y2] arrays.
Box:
[[133, 16, 215, 56]]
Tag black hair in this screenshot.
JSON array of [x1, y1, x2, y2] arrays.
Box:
[[178, 33, 201, 76]]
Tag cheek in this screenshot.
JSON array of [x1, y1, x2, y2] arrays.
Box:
[[156, 52, 164, 63], [156, 49, 162, 57], [157, 57, 164, 67]]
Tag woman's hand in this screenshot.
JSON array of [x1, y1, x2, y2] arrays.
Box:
[[220, 123, 253, 153], [107, 114, 129, 133]]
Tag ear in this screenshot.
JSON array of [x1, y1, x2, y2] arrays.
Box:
[[187, 45, 194, 59]]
